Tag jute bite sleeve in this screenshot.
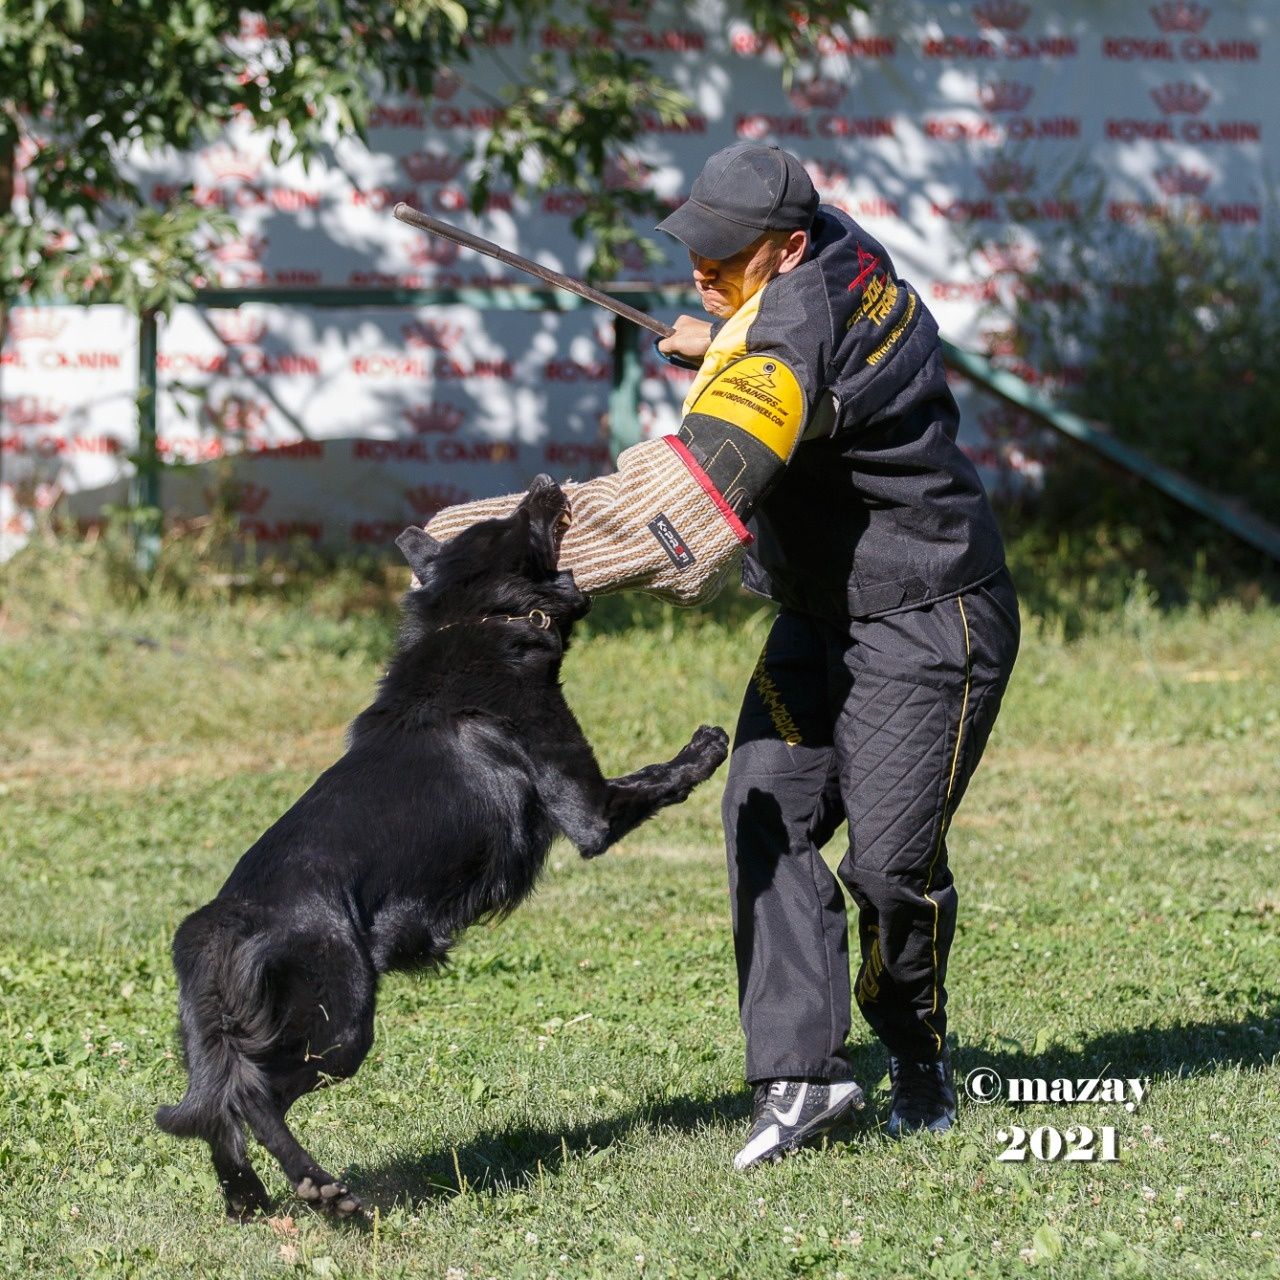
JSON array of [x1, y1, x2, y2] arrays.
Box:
[[424, 436, 752, 606]]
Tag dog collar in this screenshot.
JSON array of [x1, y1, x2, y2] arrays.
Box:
[[433, 608, 553, 634]]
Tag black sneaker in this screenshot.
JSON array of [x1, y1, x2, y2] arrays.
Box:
[[886, 1050, 957, 1136], [733, 1078, 865, 1171]]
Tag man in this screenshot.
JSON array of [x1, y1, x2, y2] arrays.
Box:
[[647, 142, 1020, 1169], [424, 142, 1020, 1170]]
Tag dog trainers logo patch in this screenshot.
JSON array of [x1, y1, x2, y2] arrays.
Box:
[[692, 355, 805, 459], [647, 513, 696, 570]]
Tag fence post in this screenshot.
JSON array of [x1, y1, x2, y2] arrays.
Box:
[[132, 307, 161, 571], [608, 314, 643, 458]]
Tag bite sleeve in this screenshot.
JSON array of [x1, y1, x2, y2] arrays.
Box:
[[423, 436, 753, 606]]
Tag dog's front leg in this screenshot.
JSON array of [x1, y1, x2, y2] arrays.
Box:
[[535, 724, 728, 859]]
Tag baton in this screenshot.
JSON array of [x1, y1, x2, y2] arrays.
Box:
[[392, 202, 676, 340]]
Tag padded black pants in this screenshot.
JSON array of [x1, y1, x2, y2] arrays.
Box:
[[722, 566, 1020, 1082]]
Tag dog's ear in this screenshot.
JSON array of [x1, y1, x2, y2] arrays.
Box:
[[396, 526, 443, 586]]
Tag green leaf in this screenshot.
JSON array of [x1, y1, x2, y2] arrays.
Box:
[[1032, 1225, 1064, 1261], [438, 0, 470, 34]]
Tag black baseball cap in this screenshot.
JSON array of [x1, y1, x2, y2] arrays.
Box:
[[656, 143, 818, 261]]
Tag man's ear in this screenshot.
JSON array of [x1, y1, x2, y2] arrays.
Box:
[[396, 526, 443, 586]]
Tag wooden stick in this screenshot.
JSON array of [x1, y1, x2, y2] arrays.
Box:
[[392, 202, 675, 339]]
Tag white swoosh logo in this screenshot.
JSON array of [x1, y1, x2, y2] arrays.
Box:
[[773, 1083, 808, 1127]]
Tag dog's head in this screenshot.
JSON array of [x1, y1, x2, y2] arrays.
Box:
[[396, 475, 588, 628]]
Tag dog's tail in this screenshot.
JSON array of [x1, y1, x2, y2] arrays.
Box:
[[155, 902, 282, 1148]]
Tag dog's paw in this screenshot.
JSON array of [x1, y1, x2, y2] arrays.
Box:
[[223, 1170, 273, 1223], [680, 724, 729, 773], [295, 1176, 363, 1218], [224, 1191, 271, 1224]]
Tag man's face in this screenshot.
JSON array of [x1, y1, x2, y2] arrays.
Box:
[[689, 232, 789, 319]]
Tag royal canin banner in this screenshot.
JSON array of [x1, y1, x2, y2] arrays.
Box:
[[0, 0, 1268, 559]]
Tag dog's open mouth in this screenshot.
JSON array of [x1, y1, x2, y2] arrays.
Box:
[[552, 503, 572, 554]]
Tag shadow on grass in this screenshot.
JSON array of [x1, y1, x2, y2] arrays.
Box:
[[355, 1087, 754, 1211], [958, 1002, 1280, 1090], [351, 1005, 1277, 1211]]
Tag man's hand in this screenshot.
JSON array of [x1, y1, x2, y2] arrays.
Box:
[[658, 314, 714, 365]]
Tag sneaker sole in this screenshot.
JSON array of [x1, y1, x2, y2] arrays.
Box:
[[886, 1110, 956, 1138], [736, 1084, 867, 1171]]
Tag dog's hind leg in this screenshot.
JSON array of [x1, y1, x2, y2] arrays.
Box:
[[208, 1121, 272, 1222], [242, 1093, 364, 1217], [245, 944, 376, 1218]]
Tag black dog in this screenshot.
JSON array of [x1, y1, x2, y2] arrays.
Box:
[[156, 476, 728, 1219]]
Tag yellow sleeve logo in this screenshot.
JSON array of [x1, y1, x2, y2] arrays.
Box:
[[687, 355, 805, 461]]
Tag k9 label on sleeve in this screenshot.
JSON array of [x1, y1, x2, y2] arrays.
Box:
[[647, 513, 696, 569]]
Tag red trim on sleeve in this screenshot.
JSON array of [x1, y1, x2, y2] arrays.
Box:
[[662, 435, 754, 546]]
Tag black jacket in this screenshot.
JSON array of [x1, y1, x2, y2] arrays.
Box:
[[673, 204, 1007, 621]]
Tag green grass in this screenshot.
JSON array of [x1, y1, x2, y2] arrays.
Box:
[[1, 545, 1277, 1279]]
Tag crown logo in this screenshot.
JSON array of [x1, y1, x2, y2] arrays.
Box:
[[210, 313, 267, 346], [406, 238, 461, 268], [217, 263, 267, 286], [431, 68, 462, 100], [979, 80, 1035, 113], [228, 481, 271, 515], [403, 403, 465, 435], [8, 309, 69, 343], [972, 1, 1030, 31], [405, 483, 471, 517], [604, 155, 654, 192], [210, 235, 267, 263], [786, 78, 846, 111], [1154, 164, 1213, 196], [204, 144, 263, 183], [203, 395, 269, 434], [1150, 2, 1210, 32], [978, 241, 1039, 274], [977, 158, 1037, 193], [1151, 81, 1212, 114], [805, 160, 850, 190], [402, 319, 463, 351], [399, 151, 465, 183], [2, 395, 65, 426]]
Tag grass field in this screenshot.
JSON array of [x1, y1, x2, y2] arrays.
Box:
[[1, 546, 1277, 1279]]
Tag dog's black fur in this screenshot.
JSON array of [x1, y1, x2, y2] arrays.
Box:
[[155, 476, 728, 1220]]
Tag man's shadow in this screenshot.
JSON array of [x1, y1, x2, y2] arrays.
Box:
[[354, 1086, 752, 1210], [353, 1003, 1278, 1211]]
